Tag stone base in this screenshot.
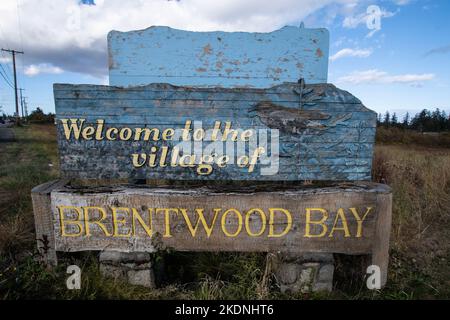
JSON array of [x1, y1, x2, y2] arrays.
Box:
[[272, 253, 334, 293], [99, 251, 156, 288]]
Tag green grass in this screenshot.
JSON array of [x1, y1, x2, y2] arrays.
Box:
[[0, 124, 449, 299]]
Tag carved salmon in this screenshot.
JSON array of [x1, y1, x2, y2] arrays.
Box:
[[249, 101, 331, 134]]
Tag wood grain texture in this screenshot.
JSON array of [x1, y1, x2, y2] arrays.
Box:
[[372, 192, 392, 286], [108, 25, 329, 87], [51, 182, 391, 260], [54, 82, 377, 181], [31, 180, 68, 266]]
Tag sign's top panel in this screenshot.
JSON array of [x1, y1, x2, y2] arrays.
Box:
[[108, 25, 329, 88]]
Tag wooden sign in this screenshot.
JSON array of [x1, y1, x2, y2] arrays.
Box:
[[32, 181, 391, 285], [108, 26, 329, 88], [54, 82, 376, 181], [33, 25, 392, 290]]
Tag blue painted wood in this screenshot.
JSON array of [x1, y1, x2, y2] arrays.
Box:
[[54, 82, 376, 181], [108, 26, 329, 88]]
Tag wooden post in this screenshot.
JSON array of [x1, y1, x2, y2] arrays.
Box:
[[31, 180, 67, 267], [371, 192, 393, 286]]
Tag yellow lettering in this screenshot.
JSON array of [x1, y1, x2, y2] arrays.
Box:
[[268, 208, 292, 237], [105, 127, 118, 140], [61, 118, 85, 140], [156, 208, 178, 238], [329, 208, 350, 237], [95, 119, 104, 140], [119, 127, 132, 140], [240, 129, 253, 142], [81, 126, 95, 140], [304, 208, 328, 238], [131, 208, 153, 237], [134, 127, 160, 141], [349, 207, 373, 237], [221, 208, 242, 237], [245, 208, 266, 237], [58, 205, 84, 237], [179, 208, 220, 237], [83, 206, 111, 236], [162, 128, 174, 140], [131, 153, 147, 167], [112, 207, 131, 237], [248, 147, 265, 173]]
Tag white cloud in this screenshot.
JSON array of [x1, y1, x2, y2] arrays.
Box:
[[330, 48, 372, 61], [24, 63, 64, 76], [0, 0, 350, 78], [337, 69, 435, 86]]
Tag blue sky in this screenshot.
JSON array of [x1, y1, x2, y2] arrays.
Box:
[[0, 0, 449, 119]]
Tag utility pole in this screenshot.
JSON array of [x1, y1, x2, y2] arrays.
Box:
[[19, 88, 25, 118], [23, 97, 28, 120], [1, 49, 24, 122]]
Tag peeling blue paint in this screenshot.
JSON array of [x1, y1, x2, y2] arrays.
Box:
[[108, 25, 329, 88]]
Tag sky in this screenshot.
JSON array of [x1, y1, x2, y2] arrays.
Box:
[[0, 0, 449, 119]]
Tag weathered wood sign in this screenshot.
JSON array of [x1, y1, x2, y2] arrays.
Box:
[[54, 82, 376, 181], [108, 26, 329, 88], [33, 24, 392, 290], [32, 181, 391, 285]]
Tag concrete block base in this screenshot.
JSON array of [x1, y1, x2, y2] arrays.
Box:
[[99, 251, 156, 288], [273, 253, 334, 293]]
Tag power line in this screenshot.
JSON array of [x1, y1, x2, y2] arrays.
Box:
[[0, 63, 13, 85], [0, 68, 14, 88], [1, 48, 24, 120], [1, 51, 15, 80]]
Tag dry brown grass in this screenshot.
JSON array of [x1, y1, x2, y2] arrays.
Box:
[[371, 144, 450, 298]]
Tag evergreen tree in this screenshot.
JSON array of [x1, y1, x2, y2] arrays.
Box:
[[377, 113, 383, 126], [391, 113, 398, 127], [383, 111, 390, 127], [402, 112, 410, 128]]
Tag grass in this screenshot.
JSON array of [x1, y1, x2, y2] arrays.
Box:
[[0, 124, 449, 299]]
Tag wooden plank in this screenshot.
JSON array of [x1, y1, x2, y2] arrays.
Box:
[[54, 82, 377, 181], [108, 25, 329, 87], [31, 180, 68, 266], [372, 192, 392, 286], [50, 182, 392, 259]]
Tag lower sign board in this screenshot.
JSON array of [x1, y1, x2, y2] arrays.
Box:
[[31, 181, 391, 285]]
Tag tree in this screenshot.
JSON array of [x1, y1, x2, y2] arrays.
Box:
[[28, 107, 55, 123], [391, 113, 398, 127], [409, 108, 450, 132], [402, 112, 410, 128], [383, 111, 390, 127], [377, 113, 383, 126]]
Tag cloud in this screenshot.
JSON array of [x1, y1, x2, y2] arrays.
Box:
[[337, 69, 434, 86], [24, 63, 64, 76], [423, 45, 450, 57], [330, 48, 372, 61], [0, 0, 353, 78]]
